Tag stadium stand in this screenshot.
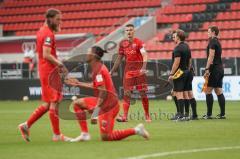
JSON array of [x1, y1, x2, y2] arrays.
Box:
[[146, 0, 240, 59], [0, 0, 161, 36], [0, 0, 240, 60]]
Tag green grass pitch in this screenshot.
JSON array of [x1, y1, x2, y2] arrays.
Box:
[[0, 100, 239, 159]]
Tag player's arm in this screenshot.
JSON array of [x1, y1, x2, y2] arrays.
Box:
[[43, 46, 63, 67], [140, 46, 148, 71], [188, 58, 192, 70], [110, 54, 124, 74], [205, 49, 215, 70], [169, 48, 181, 80], [74, 81, 93, 88], [64, 78, 93, 88], [204, 49, 215, 78], [188, 49, 192, 70], [170, 57, 180, 75]]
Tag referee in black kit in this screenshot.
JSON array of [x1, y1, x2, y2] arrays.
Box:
[[202, 26, 226, 119], [169, 29, 193, 121]]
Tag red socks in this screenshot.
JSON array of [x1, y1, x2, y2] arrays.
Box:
[[74, 104, 88, 133], [141, 96, 149, 118], [105, 129, 136, 141], [49, 107, 60, 135], [27, 105, 48, 128], [123, 95, 149, 119], [123, 95, 130, 119]]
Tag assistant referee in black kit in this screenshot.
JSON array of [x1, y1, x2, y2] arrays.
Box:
[[168, 29, 191, 121], [203, 26, 226, 119]]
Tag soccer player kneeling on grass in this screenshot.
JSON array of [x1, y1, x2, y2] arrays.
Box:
[[65, 46, 149, 141]]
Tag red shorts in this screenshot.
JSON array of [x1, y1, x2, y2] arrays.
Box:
[[82, 97, 120, 134], [123, 73, 148, 91], [40, 73, 62, 103]]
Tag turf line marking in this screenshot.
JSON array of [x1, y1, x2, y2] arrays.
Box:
[[121, 146, 240, 159]]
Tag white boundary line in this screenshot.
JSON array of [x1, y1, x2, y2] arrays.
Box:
[[121, 146, 240, 159]]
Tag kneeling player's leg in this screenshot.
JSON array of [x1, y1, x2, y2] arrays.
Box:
[[73, 99, 90, 133], [100, 107, 137, 141], [74, 97, 98, 133]]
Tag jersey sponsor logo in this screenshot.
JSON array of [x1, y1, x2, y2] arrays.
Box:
[[132, 43, 137, 49], [127, 49, 136, 55], [44, 37, 51, 46], [96, 74, 103, 82]]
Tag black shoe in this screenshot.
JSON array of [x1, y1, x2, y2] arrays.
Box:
[[176, 116, 190, 122], [190, 116, 199, 120], [202, 114, 213, 120], [170, 113, 180, 120], [215, 114, 226, 119]]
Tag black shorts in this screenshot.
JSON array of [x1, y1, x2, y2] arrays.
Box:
[[208, 65, 224, 88], [184, 71, 193, 91], [173, 70, 190, 92]]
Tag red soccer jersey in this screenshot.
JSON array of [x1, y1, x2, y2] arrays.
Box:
[[92, 62, 118, 110], [36, 25, 57, 74], [119, 38, 145, 76], [36, 25, 62, 102]]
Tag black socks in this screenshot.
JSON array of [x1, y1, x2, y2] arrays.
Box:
[[190, 98, 197, 117], [173, 96, 179, 113], [206, 94, 213, 116], [217, 94, 225, 116], [206, 93, 226, 116], [177, 99, 185, 117], [184, 99, 190, 116]]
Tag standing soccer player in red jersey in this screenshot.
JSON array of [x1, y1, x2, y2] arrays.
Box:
[[110, 24, 150, 122], [66, 46, 149, 141], [18, 8, 71, 142]]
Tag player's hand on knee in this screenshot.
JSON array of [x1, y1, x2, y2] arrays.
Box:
[[91, 107, 100, 124]]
